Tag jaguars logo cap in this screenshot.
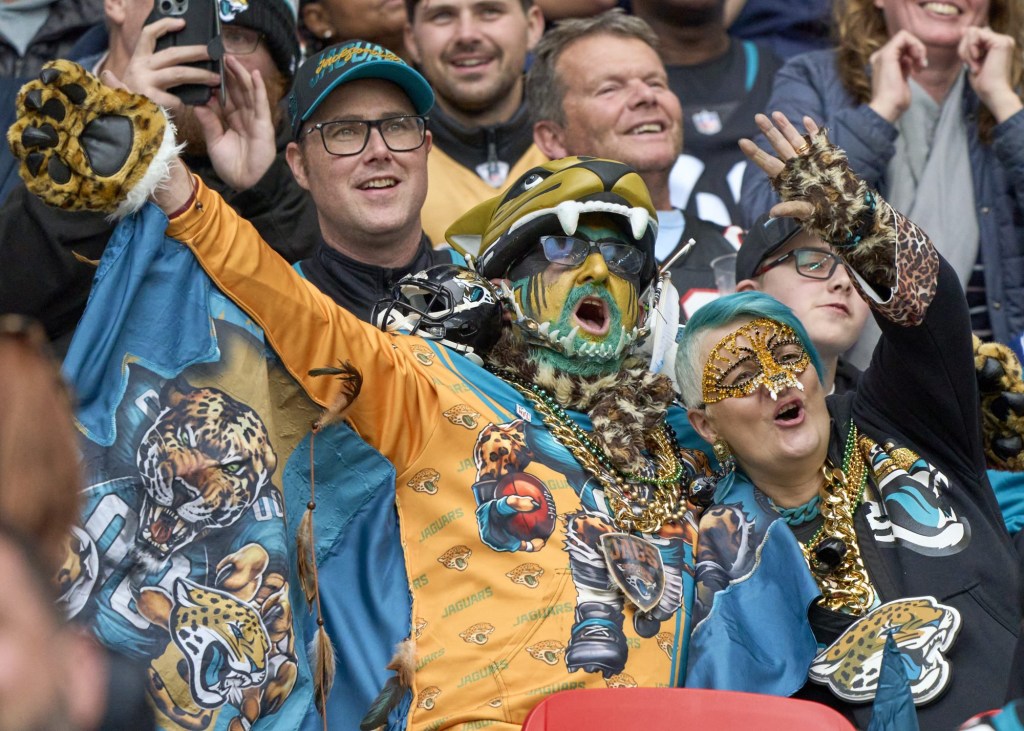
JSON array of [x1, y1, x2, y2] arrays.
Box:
[[288, 40, 435, 139]]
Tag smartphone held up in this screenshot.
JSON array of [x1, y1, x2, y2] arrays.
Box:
[[146, 0, 222, 106]]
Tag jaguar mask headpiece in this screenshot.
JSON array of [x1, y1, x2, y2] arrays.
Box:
[[445, 157, 666, 361]]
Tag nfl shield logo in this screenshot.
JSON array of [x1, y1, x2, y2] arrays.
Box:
[[692, 109, 722, 135]]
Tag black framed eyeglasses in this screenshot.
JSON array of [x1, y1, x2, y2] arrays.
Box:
[[538, 235, 646, 278], [303, 115, 428, 157], [754, 247, 842, 280], [220, 25, 263, 55]]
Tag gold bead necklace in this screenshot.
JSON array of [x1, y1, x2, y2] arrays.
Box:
[[500, 372, 687, 534], [799, 422, 876, 614]]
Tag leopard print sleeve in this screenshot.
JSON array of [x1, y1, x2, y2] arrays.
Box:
[[772, 128, 938, 327]]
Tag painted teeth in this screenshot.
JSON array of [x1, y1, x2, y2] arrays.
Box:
[[614, 326, 628, 356], [556, 201, 580, 236], [505, 200, 658, 242]]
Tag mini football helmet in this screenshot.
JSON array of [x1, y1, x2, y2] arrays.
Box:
[[372, 264, 504, 364]]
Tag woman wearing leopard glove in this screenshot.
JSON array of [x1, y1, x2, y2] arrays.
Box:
[[678, 112, 1019, 729]]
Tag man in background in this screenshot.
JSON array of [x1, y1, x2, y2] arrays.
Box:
[[528, 9, 738, 320], [632, 0, 781, 227], [404, 0, 548, 242], [735, 214, 869, 393]]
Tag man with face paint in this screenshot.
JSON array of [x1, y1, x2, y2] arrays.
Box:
[[10, 62, 715, 725], [159, 154, 710, 724], [674, 113, 1020, 729], [502, 216, 646, 374]]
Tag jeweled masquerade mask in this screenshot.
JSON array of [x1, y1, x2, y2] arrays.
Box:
[[701, 318, 811, 404]]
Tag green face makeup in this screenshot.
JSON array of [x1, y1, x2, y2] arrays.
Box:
[[509, 219, 642, 374]]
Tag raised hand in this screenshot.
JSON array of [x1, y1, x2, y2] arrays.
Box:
[[7, 60, 174, 216], [739, 112, 877, 250], [868, 30, 928, 123], [192, 54, 277, 191], [738, 112, 819, 221], [959, 26, 1023, 124]]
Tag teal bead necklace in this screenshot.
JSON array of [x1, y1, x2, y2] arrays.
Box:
[[768, 494, 821, 525]]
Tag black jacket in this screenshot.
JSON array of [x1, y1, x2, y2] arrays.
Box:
[[298, 234, 458, 324], [427, 101, 535, 184], [793, 258, 1020, 729]]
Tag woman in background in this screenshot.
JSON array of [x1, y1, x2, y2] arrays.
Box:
[[739, 0, 1024, 367]]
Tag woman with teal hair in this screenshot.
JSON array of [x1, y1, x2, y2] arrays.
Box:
[[677, 113, 1020, 730]]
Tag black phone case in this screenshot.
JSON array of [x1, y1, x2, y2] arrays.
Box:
[[147, 0, 219, 106]]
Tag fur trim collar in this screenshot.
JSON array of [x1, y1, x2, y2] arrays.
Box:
[[485, 328, 676, 474]]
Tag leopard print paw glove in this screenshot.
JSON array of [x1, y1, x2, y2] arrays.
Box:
[[770, 127, 881, 249], [7, 59, 178, 217]]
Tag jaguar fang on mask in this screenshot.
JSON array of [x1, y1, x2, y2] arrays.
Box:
[[701, 318, 811, 404]]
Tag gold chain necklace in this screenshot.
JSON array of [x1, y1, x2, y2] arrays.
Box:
[[800, 422, 876, 614], [500, 372, 687, 533]]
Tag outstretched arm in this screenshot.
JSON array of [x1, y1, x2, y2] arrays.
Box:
[[742, 112, 984, 483]]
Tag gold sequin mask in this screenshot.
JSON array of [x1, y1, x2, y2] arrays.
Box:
[[701, 318, 811, 404]]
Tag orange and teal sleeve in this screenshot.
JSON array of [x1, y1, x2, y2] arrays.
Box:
[[165, 173, 438, 468]]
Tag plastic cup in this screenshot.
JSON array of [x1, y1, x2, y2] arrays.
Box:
[[710, 253, 738, 294]]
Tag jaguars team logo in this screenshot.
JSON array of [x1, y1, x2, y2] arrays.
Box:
[[407, 468, 440, 495], [443, 404, 480, 429], [863, 440, 971, 557], [218, 0, 248, 21], [411, 345, 436, 366], [808, 596, 962, 705]]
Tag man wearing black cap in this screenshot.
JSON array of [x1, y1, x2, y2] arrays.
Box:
[[735, 213, 869, 393]]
